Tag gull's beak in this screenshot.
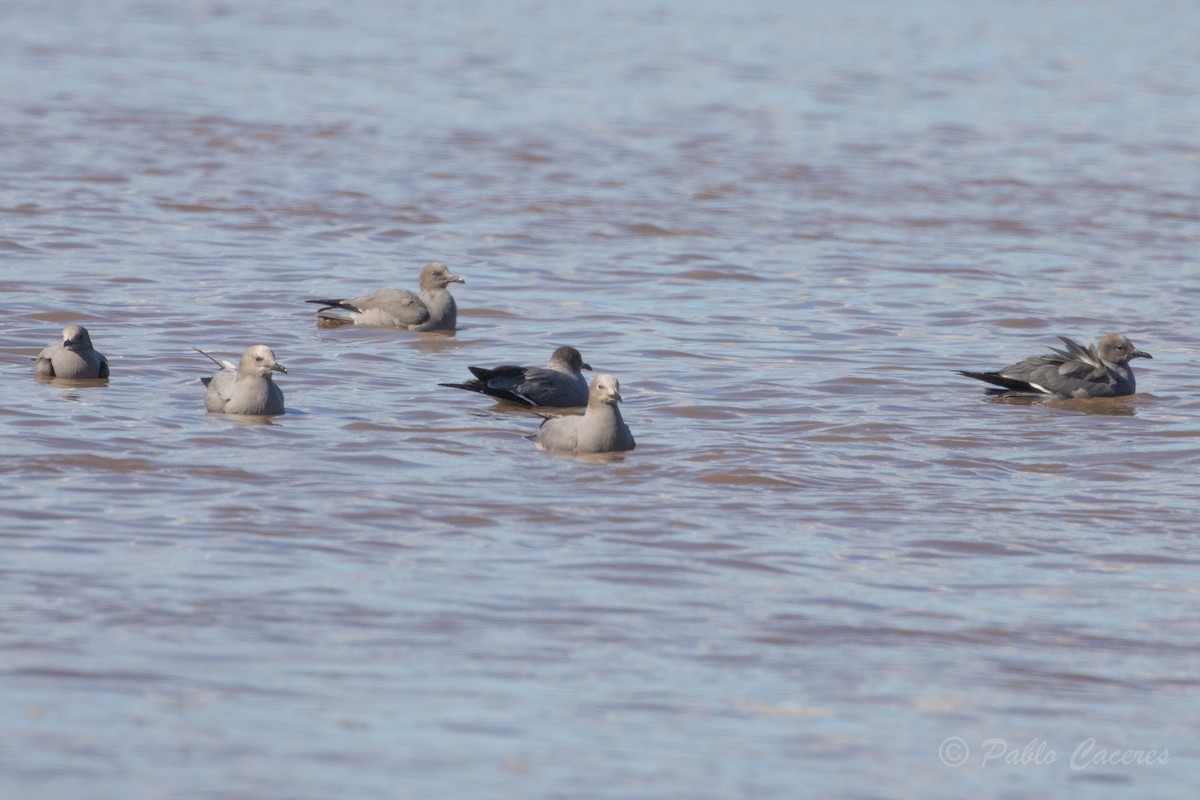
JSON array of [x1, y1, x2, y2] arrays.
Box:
[[1133, 349, 1152, 360], [272, 363, 288, 374], [581, 361, 593, 371], [449, 273, 466, 284]]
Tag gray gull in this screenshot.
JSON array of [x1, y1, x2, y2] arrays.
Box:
[[307, 262, 465, 330], [198, 345, 286, 415], [35, 324, 109, 380], [441, 345, 592, 407], [958, 334, 1151, 398], [531, 374, 635, 454]]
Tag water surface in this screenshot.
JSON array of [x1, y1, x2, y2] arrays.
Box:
[[3, 1, 1200, 798]]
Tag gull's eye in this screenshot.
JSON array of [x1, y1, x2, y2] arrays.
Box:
[[255, 356, 263, 362]]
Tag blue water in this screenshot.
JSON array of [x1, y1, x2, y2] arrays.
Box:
[[3, 1, 1200, 798]]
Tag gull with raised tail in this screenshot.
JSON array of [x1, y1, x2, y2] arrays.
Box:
[[958, 333, 1151, 398], [198, 345, 287, 416]]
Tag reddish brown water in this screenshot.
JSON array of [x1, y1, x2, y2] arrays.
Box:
[[3, 1, 1199, 797]]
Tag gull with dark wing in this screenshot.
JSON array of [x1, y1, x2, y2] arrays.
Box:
[[35, 324, 109, 380], [530, 374, 635, 454], [440, 346, 592, 407], [307, 262, 465, 330], [958, 333, 1151, 398]]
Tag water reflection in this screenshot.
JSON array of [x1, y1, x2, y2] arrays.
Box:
[[979, 392, 1141, 416], [538, 450, 634, 464], [204, 411, 283, 426], [34, 375, 111, 391]]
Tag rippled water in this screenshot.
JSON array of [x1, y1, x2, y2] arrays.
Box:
[[3, 1, 1200, 797]]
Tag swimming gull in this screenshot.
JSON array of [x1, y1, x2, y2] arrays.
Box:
[[440, 345, 592, 407], [35, 324, 109, 379], [958, 333, 1151, 398], [198, 345, 287, 415], [531, 374, 635, 454], [307, 261, 465, 330]]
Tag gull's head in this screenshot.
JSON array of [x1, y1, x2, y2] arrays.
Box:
[[552, 345, 591, 372], [1097, 333, 1152, 366], [590, 373, 623, 406], [419, 261, 466, 290], [61, 324, 92, 351], [240, 344, 286, 377]]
